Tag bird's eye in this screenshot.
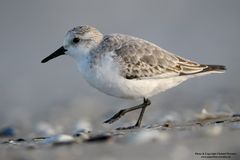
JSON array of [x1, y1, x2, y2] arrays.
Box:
[[73, 37, 80, 43]]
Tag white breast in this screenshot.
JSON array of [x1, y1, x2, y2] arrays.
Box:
[[76, 53, 187, 99]]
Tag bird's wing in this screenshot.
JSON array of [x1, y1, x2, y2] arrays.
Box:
[[94, 34, 208, 79]]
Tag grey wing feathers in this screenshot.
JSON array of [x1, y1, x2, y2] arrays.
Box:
[[97, 34, 224, 79]]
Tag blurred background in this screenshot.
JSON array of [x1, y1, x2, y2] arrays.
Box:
[[0, 1, 240, 159], [0, 0, 240, 132]]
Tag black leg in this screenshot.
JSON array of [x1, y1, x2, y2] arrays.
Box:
[[104, 98, 151, 130], [135, 102, 147, 127]]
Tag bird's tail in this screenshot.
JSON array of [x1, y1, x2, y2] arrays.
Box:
[[201, 64, 226, 73], [179, 64, 226, 77]]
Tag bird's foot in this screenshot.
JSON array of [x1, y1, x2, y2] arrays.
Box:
[[115, 124, 140, 130], [104, 109, 127, 124]]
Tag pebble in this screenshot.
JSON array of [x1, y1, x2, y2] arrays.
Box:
[[41, 134, 75, 145], [8, 138, 26, 145], [73, 119, 92, 140], [232, 113, 240, 117], [84, 134, 112, 143], [0, 126, 15, 137]]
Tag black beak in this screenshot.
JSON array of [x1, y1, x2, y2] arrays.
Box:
[[41, 46, 67, 63]]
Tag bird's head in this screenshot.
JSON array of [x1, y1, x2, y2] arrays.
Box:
[[41, 25, 103, 63]]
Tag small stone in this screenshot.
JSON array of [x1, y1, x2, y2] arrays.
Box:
[[232, 113, 240, 117], [163, 121, 174, 128], [15, 138, 25, 142], [41, 134, 75, 145], [32, 137, 48, 142], [73, 131, 90, 140], [84, 134, 112, 143], [0, 127, 15, 137], [7, 138, 26, 145]]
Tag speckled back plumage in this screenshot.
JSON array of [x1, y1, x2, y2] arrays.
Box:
[[91, 34, 211, 79]]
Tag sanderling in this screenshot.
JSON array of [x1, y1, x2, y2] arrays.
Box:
[[41, 25, 226, 130]]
